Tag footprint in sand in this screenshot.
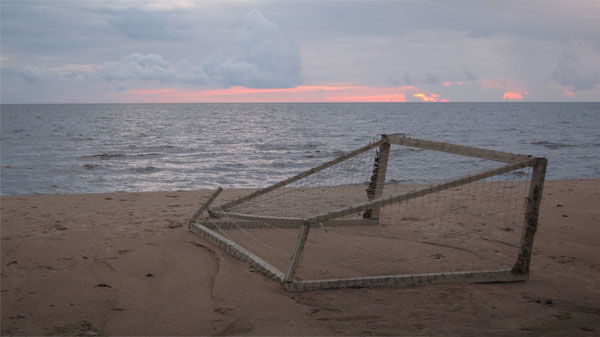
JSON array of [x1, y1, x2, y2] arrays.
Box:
[[94, 283, 112, 288]]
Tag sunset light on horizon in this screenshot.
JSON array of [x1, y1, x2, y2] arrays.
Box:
[[127, 85, 450, 103], [1, 1, 598, 103], [503, 91, 529, 101]]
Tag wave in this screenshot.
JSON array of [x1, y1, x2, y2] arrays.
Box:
[[132, 152, 161, 157], [130, 166, 159, 173], [81, 153, 125, 160], [80, 152, 161, 160], [1, 165, 33, 170], [531, 141, 574, 150]]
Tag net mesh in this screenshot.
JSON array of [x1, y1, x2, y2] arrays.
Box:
[[223, 138, 382, 218], [295, 166, 532, 280], [194, 138, 535, 284]]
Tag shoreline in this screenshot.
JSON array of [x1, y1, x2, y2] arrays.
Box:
[[2, 178, 599, 336], [0, 177, 596, 197]]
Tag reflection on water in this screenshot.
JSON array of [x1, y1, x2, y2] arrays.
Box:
[[1, 102, 599, 194]]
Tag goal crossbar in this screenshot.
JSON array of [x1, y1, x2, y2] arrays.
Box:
[[385, 134, 532, 163]]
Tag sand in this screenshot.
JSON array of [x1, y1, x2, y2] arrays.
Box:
[[1, 179, 599, 336]]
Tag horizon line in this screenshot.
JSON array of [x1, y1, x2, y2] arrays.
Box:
[[2, 101, 597, 105]]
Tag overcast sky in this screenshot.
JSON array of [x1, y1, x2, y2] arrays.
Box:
[[1, 0, 599, 103]]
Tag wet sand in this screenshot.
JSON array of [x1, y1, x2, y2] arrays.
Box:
[[1, 179, 599, 336]]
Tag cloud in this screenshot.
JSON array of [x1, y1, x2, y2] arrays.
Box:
[[203, 10, 302, 88], [413, 92, 449, 102], [95, 7, 189, 40], [423, 73, 439, 85], [442, 81, 464, 87], [20, 65, 46, 83], [552, 43, 600, 92], [175, 60, 209, 85], [464, 70, 478, 81], [480, 77, 527, 92], [87, 0, 200, 41], [1, 2, 103, 52], [389, 74, 413, 86], [107, 9, 175, 40], [125, 85, 446, 103], [503, 91, 528, 100], [478, 77, 530, 100], [8, 63, 93, 84], [279, 1, 599, 44], [92, 0, 196, 12], [99, 53, 179, 83], [3, 2, 599, 102], [95, 10, 302, 89]]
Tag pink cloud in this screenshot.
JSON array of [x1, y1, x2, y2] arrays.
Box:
[[481, 78, 528, 92], [442, 81, 464, 87], [126, 85, 447, 103], [329, 94, 407, 102], [503, 91, 528, 100], [413, 92, 444, 102], [480, 77, 529, 101]]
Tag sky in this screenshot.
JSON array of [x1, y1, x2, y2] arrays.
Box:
[[1, 0, 599, 103]]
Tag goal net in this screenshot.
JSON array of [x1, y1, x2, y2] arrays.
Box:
[[189, 134, 547, 291]]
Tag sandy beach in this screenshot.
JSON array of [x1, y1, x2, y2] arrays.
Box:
[[1, 179, 599, 336]]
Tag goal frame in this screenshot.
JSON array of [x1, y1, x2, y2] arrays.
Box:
[[189, 134, 547, 291]]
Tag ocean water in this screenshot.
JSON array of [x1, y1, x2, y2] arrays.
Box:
[[1, 103, 599, 195]]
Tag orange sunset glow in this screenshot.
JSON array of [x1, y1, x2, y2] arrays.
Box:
[[503, 91, 528, 100], [442, 81, 464, 87], [412, 92, 449, 102], [127, 85, 449, 103]]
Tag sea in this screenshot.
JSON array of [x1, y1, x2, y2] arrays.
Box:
[[1, 102, 599, 195]]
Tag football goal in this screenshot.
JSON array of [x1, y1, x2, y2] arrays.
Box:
[[189, 134, 547, 291]]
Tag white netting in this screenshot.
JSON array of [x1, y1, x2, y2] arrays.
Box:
[[193, 137, 537, 286], [294, 164, 532, 280], [222, 138, 382, 219]]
